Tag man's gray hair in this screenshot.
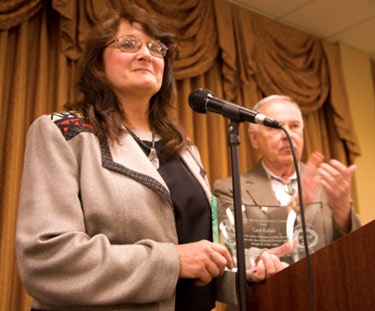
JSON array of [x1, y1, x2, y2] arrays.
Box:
[[248, 95, 303, 132]]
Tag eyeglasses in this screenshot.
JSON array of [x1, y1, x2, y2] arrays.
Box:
[[106, 35, 168, 58]]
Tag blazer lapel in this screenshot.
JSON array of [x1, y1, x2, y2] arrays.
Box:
[[245, 163, 322, 224], [242, 163, 280, 207], [180, 145, 211, 204], [100, 134, 172, 206]]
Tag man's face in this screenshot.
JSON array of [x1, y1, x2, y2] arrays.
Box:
[[248, 100, 304, 170]]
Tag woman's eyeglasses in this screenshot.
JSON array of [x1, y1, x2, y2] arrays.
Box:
[[106, 35, 168, 58]]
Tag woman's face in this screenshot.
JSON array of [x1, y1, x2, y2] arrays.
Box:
[[102, 20, 165, 98]]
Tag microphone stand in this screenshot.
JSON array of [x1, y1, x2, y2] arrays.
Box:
[[227, 120, 247, 311]]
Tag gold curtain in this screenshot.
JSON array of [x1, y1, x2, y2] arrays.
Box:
[[0, 2, 65, 309], [0, 0, 361, 309], [212, 0, 360, 169]]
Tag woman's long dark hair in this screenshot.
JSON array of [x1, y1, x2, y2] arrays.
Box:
[[65, 4, 187, 156]]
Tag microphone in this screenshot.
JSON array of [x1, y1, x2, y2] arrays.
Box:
[[188, 88, 282, 129]]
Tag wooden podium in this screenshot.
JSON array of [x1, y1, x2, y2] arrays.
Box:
[[247, 220, 375, 311]]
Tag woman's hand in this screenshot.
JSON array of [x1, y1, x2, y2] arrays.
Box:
[[176, 240, 233, 286], [246, 240, 297, 283]]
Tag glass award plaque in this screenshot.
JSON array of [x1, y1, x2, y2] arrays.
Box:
[[217, 199, 325, 268]]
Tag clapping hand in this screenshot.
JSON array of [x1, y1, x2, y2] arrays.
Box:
[[300, 152, 355, 232]]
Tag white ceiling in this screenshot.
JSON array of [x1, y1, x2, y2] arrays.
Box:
[[226, 0, 375, 59]]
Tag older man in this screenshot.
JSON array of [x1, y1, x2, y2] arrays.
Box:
[[214, 95, 361, 272]]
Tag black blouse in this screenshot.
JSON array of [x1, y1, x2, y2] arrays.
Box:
[[141, 139, 216, 311]]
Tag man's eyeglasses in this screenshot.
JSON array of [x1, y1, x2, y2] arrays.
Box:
[[106, 35, 168, 58]]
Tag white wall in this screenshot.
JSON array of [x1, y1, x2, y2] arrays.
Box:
[[340, 43, 375, 225]]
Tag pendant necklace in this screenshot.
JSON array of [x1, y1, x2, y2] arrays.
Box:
[[148, 132, 159, 169], [125, 127, 160, 169]]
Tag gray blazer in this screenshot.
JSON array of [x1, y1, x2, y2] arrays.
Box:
[[15, 112, 235, 310]]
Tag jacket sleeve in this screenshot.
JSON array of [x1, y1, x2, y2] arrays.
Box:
[[332, 202, 361, 240], [15, 116, 180, 307]]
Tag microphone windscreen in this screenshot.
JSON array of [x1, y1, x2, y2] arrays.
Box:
[[188, 88, 212, 113]]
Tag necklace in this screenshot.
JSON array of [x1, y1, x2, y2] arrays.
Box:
[[125, 127, 160, 169]]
